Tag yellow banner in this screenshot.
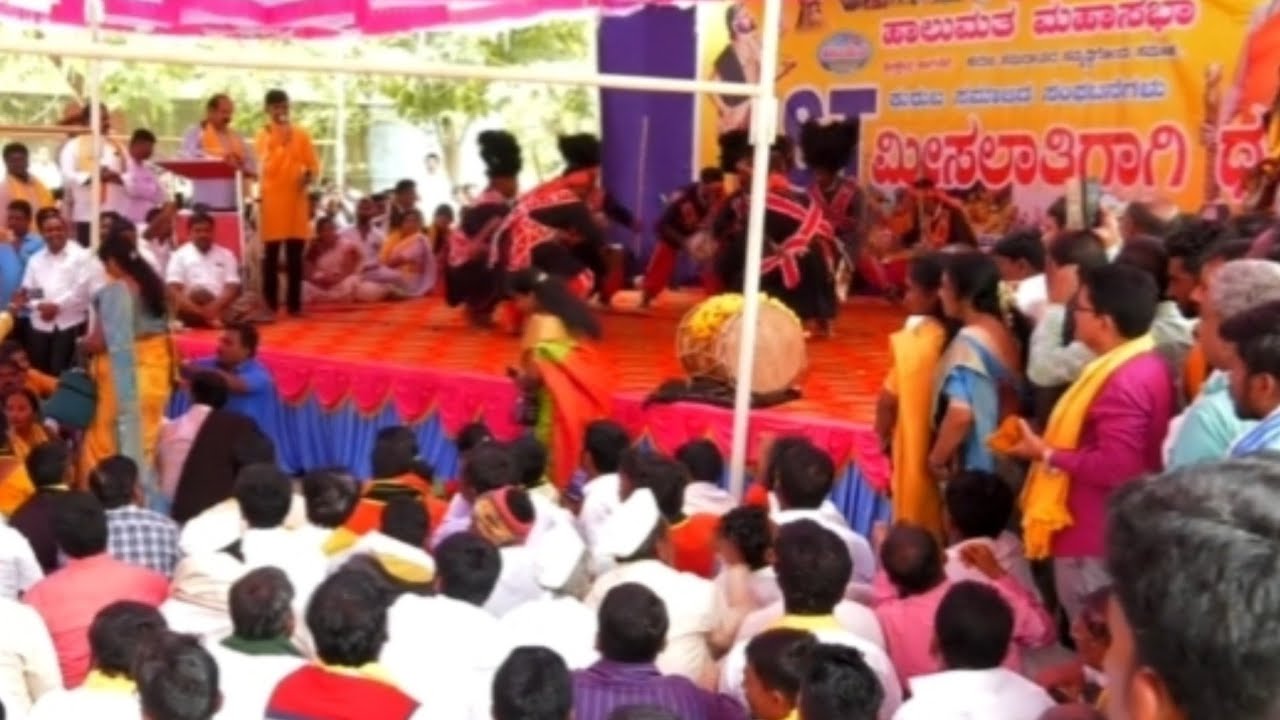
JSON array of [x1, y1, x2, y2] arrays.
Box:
[[696, 0, 1272, 219]]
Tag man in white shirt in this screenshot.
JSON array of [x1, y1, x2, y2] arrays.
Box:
[[341, 196, 386, 267], [675, 439, 736, 516], [0, 596, 61, 718], [720, 520, 900, 719], [769, 439, 876, 587], [992, 230, 1048, 324], [15, 221, 92, 375], [208, 567, 306, 720], [498, 523, 599, 669], [179, 94, 257, 211], [574, 420, 631, 573], [159, 551, 246, 643], [0, 521, 42, 599], [942, 471, 1040, 600], [382, 531, 509, 719], [28, 601, 166, 720], [165, 211, 242, 328], [586, 488, 718, 688], [230, 465, 327, 612], [57, 104, 127, 247], [120, 129, 167, 226], [893, 582, 1054, 720]]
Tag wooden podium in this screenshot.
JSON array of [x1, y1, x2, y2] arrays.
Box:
[[157, 159, 249, 280]]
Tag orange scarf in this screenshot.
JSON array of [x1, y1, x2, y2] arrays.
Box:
[[5, 176, 52, 210], [75, 134, 124, 203], [201, 122, 245, 160]]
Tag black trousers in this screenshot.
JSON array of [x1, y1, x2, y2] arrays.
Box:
[[74, 222, 92, 248], [262, 239, 305, 314], [27, 322, 86, 376]]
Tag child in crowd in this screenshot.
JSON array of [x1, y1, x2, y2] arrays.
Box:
[[743, 628, 818, 720], [942, 470, 1040, 599], [714, 505, 781, 611]]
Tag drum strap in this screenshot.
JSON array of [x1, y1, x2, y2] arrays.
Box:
[[762, 193, 828, 289]]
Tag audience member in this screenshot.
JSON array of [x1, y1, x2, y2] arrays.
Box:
[[8, 439, 72, 572], [335, 496, 435, 588], [433, 441, 519, 548], [491, 646, 573, 720], [23, 493, 168, 686], [715, 505, 781, 628], [266, 570, 420, 718], [577, 420, 632, 554], [344, 426, 446, 538], [573, 582, 747, 720], [0, 509, 41, 599], [228, 464, 326, 607], [796, 643, 883, 720], [721, 520, 899, 718], [587, 489, 717, 687], [991, 229, 1048, 322], [296, 466, 358, 550], [942, 470, 1038, 597], [674, 439, 734, 516], [90, 455, 180, 577], [208, 568, 304, 719], [894, 581, 1054, 719], [1221, 300, 1280, 455], [0, 593, 60, 717], [27, 601, 166, 718], [184, 324, 274, 431], [135, 632, 222, 720], [1105, 457, 1280, 720], [474, 486, 544, 615], [498, 523, 599, 669], [157, 551, 245, 644], [742, 628, 817, 720], [624, 453, 719, 578]]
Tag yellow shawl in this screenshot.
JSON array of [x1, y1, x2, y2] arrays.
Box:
[[4, 176, 53, 210], [1019, 334, 1155, 559], [885, 317, 947, 540], [75, 133, 125, 173], [201, 123, 246, 160]]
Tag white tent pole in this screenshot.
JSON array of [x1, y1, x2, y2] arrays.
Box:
[[0, 37, 756, 97], [87, 0, 103, 249], [727, 0, 784, 500], [334, 73, 348, 190]]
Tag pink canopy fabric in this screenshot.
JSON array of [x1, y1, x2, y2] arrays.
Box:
[[0, 0, 704, 36]]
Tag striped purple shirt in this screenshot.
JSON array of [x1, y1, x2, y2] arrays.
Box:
[[572, 660, 748, 720]]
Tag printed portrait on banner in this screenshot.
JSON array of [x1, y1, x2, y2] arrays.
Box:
[[695, 0, 1271, 240]]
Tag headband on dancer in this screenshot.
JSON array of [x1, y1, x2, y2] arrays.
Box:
[[478, 130, 523, 179], [799, 118, 859, 174], [558, 133, 601, 173]]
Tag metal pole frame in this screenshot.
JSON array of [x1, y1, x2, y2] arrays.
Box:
[[726, 0, 783, 500], [87, 0, 102, 250]]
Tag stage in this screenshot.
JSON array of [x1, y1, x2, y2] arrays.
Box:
[[171, 290, 898, 534]]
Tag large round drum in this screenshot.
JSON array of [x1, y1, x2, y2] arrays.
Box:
[[676, 296, 807, 395]]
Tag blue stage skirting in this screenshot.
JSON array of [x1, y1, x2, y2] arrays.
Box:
[[169, 392, 892, 538]]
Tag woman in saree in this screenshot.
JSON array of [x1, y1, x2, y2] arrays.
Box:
[[361, 208, 437, 300], [302, 215, 366, 304], [929, 250, 1023, 483], [874, 254, 953, 540], [508, 269, 613, 489], [0, 388, 50, 515], [79, 227, 173, 492]]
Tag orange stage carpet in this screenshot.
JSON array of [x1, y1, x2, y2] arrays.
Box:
[[173, 290, 901, 485]]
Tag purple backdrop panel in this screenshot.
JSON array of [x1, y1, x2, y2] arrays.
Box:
[[598, 4, 698, 280]]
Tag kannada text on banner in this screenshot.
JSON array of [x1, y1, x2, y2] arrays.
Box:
[[695, 0, 1276, 224]]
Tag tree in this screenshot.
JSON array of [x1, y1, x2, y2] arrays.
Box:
[[375, 21, 597, 182]]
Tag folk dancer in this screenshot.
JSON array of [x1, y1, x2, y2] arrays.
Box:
[[717, 130, 838, 337], [488, 136, 608, 331], [448, 130, 522, 327], [255, 89, 320, 317], [57, 103, 127, 247], [639, 168, 726, 308], [799, 118, 863, 299], [558, 134, 628, 306]]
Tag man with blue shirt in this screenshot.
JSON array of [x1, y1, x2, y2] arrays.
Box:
[[0, 200, 44, 305], [183, 322, 274, 432], [1166, 258, 1280, 467]]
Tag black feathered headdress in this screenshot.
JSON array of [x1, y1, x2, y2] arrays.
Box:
[[478, 130, 523, 179], [558, 133, 601, 173], [799, 118, 859, 173], [718, 130, 751, 173]]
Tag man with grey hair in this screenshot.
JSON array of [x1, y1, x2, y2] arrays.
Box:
[[206, 567, 305, 719], [1167, 258, 1280, 467]]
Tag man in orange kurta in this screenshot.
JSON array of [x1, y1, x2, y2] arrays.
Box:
[[255, 88, 319, 317]]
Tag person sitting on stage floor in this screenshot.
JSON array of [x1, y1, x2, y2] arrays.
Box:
[[715, 129, 838, 338], [342, 195, 386, 264], [301, 215, 369, 305], [639, 167, 726, 309], [448, 130, 522, 327], [182, 323, 275, 433], [800, 118, 864, 298], [361, 208, 437, 301], [509, 269, 613, 489], [165, 211, 245, 328]]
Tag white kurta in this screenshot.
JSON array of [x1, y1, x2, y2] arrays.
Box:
[[27, 686, 140, 720], [207, 643, 306, 720], [483, 545, 546, 617], [772, 506, 877, 586], [0, 524, 43, 600], [497, 596, 599, 670], [0, 599, 61, 720], [735, 598, 887, 651], [893, 667, 1056, 720]]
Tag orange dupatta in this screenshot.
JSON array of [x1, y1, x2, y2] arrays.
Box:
[[0, 424, 49, 516], [201, 123, 246, 160], [4, 176, 53, 210]]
